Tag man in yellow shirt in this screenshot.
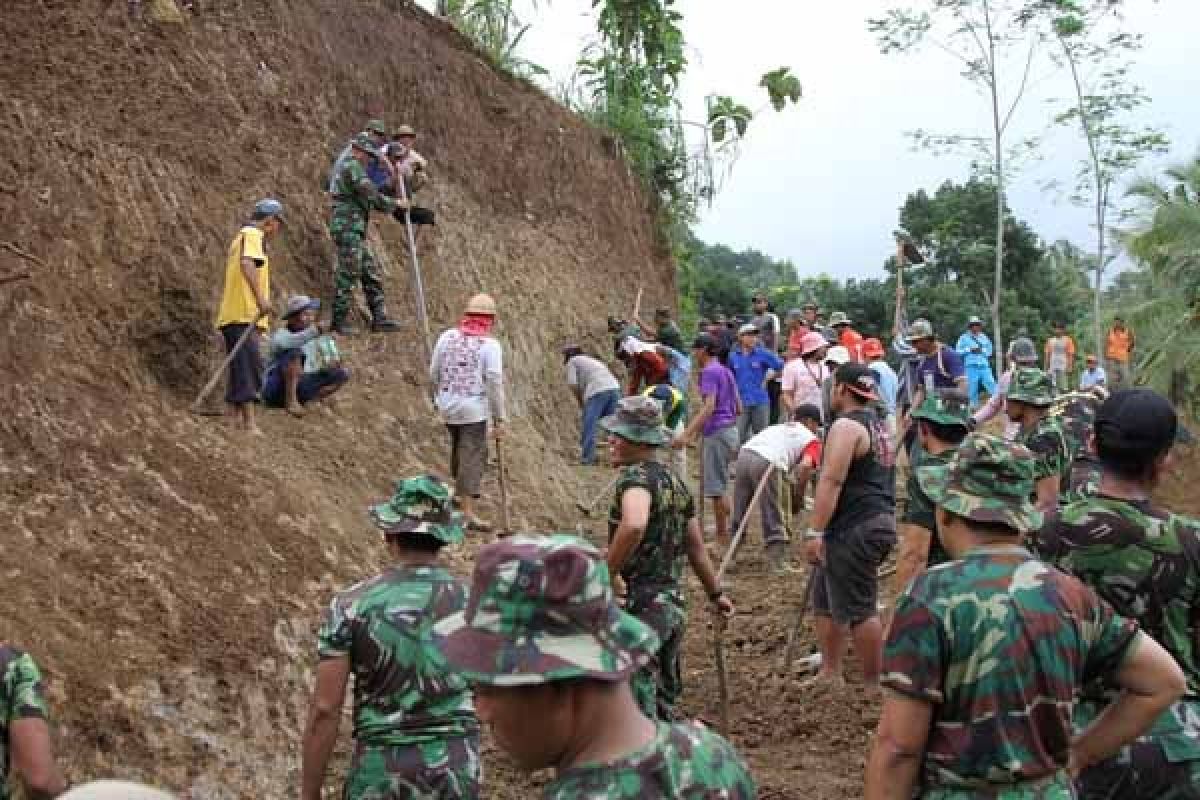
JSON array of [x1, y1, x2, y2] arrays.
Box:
[[215, 198, 283, 434]]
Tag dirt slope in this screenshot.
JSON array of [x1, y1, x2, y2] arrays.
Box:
[[0, 1, 673, 795]]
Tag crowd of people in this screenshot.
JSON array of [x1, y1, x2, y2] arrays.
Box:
[[1, 116, 1193, 798]]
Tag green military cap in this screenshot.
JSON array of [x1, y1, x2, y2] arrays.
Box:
[[350, 132, 380, 157], [369, 475, 466, 544], [918, 433, 1044, 534], [436, 533, 659, 686], [366, 119, 387, 135], [1007, 367, 1056, 407], [905, 318, 934, 341], [598, 395, 672, 446], [912, 388, 970, 428]]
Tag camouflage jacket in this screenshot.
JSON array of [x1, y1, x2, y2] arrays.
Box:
[[1049, 391, 1099, 463], [1033, 496, 1200, 757], [318, 565, 479, 746], [1018, 414, 1070, 488], [883, 545, 1138, 793], [901, 445, 954, 569], [330, 157, 397, 237], [0, 646, 48, 799], [607, 460, 694, 607], [542, 721, 757, 799]]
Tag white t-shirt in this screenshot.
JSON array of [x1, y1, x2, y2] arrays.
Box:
[[566, 355, 620, 401], [742, 422, 818, 472], [431, 328, 503, 424], [781, 358, 828, 414]]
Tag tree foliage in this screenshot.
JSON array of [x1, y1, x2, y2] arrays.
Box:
[[445, 0, 550, 79]]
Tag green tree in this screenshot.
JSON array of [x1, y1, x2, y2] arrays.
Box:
[[870, 0, 1044, 372]]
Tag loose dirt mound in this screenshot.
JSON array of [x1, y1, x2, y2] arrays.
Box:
[[1, 0, 678, 795]]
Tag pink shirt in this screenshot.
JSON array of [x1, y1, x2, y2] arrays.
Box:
[[781, 358, 828, 414]]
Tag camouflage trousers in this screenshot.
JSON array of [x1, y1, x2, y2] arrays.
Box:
[[1077, 739, 1200, 800], [627, 588, 686, 721], [344, 736, 481, 800], [332, 230, 386, 322], [920, 770, 1074, 799]]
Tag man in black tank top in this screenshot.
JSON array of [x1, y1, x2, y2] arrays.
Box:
[[803, 363, 897, 688]]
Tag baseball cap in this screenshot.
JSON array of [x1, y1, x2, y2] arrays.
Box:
[[799, 331, 828, 357], [1095, 389, 1177, 457], [283, 294, 319, 319], [253, 198, 284, 220], [692, 332, 718, 352], [862, 338, 885, 359], [737, 323, 759, 336], [436, 534, 659, 686], [835, 362, 879, 400]]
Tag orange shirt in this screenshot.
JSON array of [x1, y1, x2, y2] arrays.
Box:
[[840, 328, 864, 363], [1105, 328, 1134, 362]]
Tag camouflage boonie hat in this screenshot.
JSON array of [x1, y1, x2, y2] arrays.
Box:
[[350, 132, 380, 157], [366, 118, 387, 135], [1007, 367, 1056, 407], [905, 318, 934, 341], [599, 395, 672, 446], [369, 475, 466, 544], [912, 388, 970, 428], [435, 534, 659, 686], [918, 433, 1044, 534]]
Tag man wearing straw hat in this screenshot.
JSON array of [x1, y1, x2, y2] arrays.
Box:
[[437, 534, 756, 798], [301, 476, 479, 800], [600, 395, 733, 720]]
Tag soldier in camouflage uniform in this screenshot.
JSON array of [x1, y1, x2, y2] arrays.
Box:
[[886, 389, 970, 618], [301, 476, 479, 800], [329, 132, 409, 335], [865, 433, 1186, 800], [437, 533, 757, 799], [1048, 385, 1108, 502], [0, 645, 65, 800], [1031, 389, 1200, 799], [1005, 367, 1070, 510], [599, 395, 733, 720]]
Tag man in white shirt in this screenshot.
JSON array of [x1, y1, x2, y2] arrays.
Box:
[[430, 293, 506, 531], [562, 345, 621, 465], [1079, 354, 1107, 390], [729, 405, 824, 574]]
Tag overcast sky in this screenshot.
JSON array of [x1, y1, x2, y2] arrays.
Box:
[[417, 0, 1198, 282]]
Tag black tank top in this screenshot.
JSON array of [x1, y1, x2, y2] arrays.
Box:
[[829, 407, 895, 533]]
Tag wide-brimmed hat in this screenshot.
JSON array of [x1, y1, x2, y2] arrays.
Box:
[[862, 338, 885, 359], [599, 395, 672, 446], [918, 433, 1043, 534], [283, 294, 320, 319], [465, 293, 496, 316], [905, 318, 935, 342], [829, 311, 852, 327], [825, 345, 851, 366], [1008, 337, 1038, 364], [436, 534, 659, 686], [60, 782, 175, 800], [393, 124, 416, 137], [369, 475, 466, 544], [366, 119, 388, 135], [967, 316, 984, 326], [912, 389, 970, 429], [799, 331, 828, 357], [1007, 367, 1056, 407]]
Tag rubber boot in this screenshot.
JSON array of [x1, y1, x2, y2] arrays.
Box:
[[766, 541, 793, 575], [332, 316, 359, 336]]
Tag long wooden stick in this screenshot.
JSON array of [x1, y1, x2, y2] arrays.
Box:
[[780, 568, 816, 672], [0, 271, 31, 286], [1, 241, 48, 270], [714, 615, 731, 733], [575, 470, 622, 516], [716, 464, 775, 583], [632, 286, 643, 324], [496, 439, 512, 536], [396, 179, 431, 362], [190, 312, 267, 413]]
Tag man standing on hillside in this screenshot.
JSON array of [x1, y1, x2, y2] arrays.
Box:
[[804, 364, 896, 688], [1045, 321, 1076, 391], [562, 345, 620, 466], [955, 316, 997, 409], [1105, 316, 1136, 388], [302, 476, 479, 800], [327, 120, 391, 195], [1032, 389, 1200, 799], [214, 198, 283, 435], [635, 308, 686, 354], [749, 292, 784, 422], [728, 323, 783, 443], [1080, 354, 1107, 390], [329, 133, 409, 335], [1006, 367, 1070, 510], [431, 294, 506, 532], [865, 434, 1185, 800], [602, 397, 733, 720], [829, 312, 864, 363], [905, 319, 966, 409], [673, 333, 739, 544], [386, 125, 436, 235], [438, 534, 756, 798]]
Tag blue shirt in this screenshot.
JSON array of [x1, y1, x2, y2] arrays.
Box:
[[915, 344, 965, 392], [657, 345, 692, 393], [728, 345, 784, 408], [868, 360, 899, 416], [955, 331, 994, 369], [366, 157, 392, 191]]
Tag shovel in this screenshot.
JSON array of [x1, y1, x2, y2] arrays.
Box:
[[574, 471, 622, 517], [190, 310, 267, 414]]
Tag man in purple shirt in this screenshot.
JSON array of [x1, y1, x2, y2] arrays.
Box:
[[674, 333, 740, 545]]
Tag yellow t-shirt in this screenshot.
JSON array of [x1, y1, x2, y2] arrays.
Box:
[[215, 225, 269, 329]]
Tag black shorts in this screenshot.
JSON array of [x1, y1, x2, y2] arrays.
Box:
[[220, 323, 263, 405], [812, 513, 895, 625]]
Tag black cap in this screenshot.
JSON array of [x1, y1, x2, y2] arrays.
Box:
[[1095, 389, 1177, 456], [691, 332, 718, 353], [834, 362, 879, 400]]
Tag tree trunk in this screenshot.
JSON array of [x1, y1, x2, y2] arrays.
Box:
[[991, 108, 1005, 376]]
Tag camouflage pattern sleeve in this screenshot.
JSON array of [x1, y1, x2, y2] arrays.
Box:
[[1024, 419, 1069, 483], [317, 592, 354, 660], [2, 647, 48, 723], [881, 585, 946, 704], [1079, 588, 1139, 686]]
